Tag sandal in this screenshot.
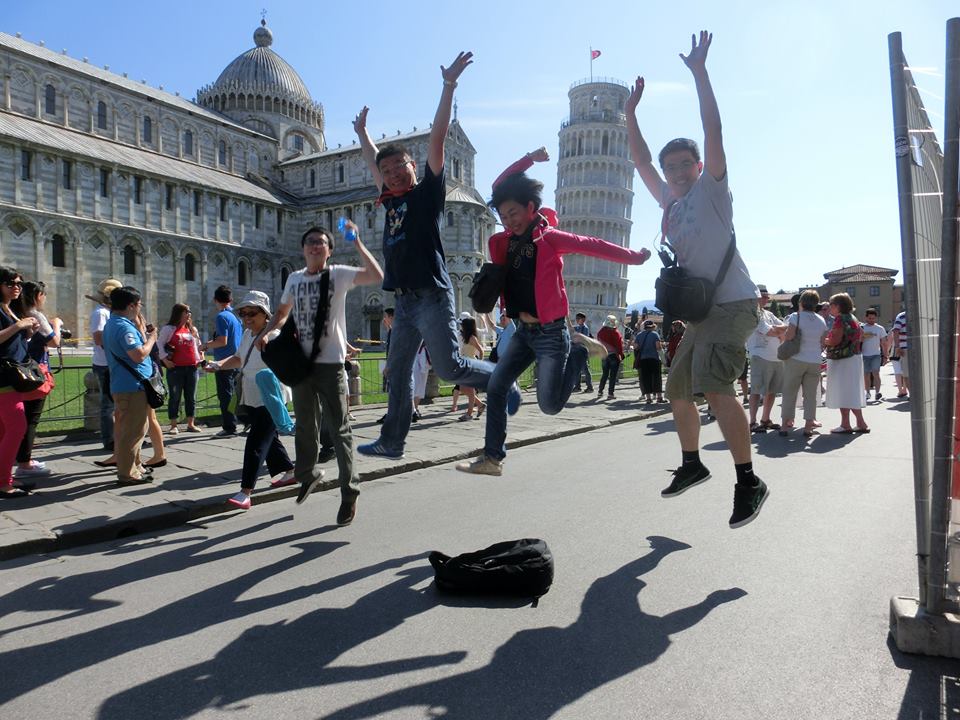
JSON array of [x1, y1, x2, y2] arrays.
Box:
[[750, 423, 762, 433], [760, 420, 781, 431], [0, 487, 30, 498], [476, 403, 486, 418], [830, 427, 854, 434], [853, 426, 871, 434]]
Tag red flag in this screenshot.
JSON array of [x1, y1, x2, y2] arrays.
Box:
[[591, 49, 601, 60]]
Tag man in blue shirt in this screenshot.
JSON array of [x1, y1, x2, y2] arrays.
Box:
[[202, 285, 243, 436], [572, 312, 594, 393], [103, 285, 156, 485]]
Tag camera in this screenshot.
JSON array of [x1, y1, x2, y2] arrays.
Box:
[[60, 328, 72, 340]]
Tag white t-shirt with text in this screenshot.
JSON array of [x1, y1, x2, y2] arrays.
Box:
[[861, 322, 887, 357], [280, 265, 360, 364]]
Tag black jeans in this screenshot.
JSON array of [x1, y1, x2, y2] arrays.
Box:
[[241, 405, 293, 490], [598, 354, 621, 396], [215, 369, 239, 432], [15, 397, 45, 463]]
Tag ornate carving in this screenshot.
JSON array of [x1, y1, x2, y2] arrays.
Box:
[[8, 219, 30, 237], [87, 235, 104, 250]]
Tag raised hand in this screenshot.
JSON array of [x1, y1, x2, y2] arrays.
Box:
[[625, 76, 645, 112], [528, 146, 549, 163], [352, 106, 369, 136], [441, 51, 474, 84], [679, 31, 712, 72]]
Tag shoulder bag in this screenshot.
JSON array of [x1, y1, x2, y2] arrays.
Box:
[[262, 271, 329, 386], [469, 263, 506, 314], [0, 357, 44, 393], [777, 315, 803, 360], [110, 350, 168, 409]]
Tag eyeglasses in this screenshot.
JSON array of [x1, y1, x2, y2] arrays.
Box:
[[663, 160, 697, 173], [238, 310, 261, 318], [304, 237, 329, 247], [4, 281, 22, 288], [379, 159, 412, 176]]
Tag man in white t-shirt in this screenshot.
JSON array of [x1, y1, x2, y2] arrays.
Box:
[[746, 285, 786, 431], [861, 308, 889, 403], [260, 224, 383, 525], [86, 278, 122, 452]]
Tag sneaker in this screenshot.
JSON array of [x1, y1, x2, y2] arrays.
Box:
[[661, 463, 711, 497], [357, 440, 404, 460], [270, 469, 298, 488], [227, 492, 251, 510], [168, 427, 179, 435], [411, 410, 421, 423], [15, 463, 51, 478], [317, 447, 336, 464], [865, 392, 871, 404], [571, 332, 608, 358], [347, 413, 357, 422], [376, 414, 386, 425], [295, 471, 325, 505], [581, 387, 594, 394], [729, 478, 770, 528], [875, 392, 883, 401], [214, 429, 237, 438], [455, 455, 503, 476], [336, 498, 357, 526], [506, 382, 522, 416], [607, 394, 616, 401]]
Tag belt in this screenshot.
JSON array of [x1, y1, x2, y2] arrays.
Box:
[[394, 287, 429, 296], [517, 318, 564, 330]]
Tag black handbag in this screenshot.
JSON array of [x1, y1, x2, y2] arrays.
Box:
[[468, 263, 506, 314], [263, 273, 328, 386], [111, 351, 168, 409], [0, 357, 45, 392], [654, 230, 737, 324]]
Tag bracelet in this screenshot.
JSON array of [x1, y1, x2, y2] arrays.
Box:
[[443, 80, 457, 88]]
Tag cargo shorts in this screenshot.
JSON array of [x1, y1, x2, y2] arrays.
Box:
[[666, 299, 760, 401]]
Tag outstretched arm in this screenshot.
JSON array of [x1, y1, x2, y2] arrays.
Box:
[[353, 107, 383, 192], [492, 147, 549, 189], [347, 221, 385, 287], [625, 76, 666, 204], [681, 31, 725, 180], [428, 51, 473, 176]]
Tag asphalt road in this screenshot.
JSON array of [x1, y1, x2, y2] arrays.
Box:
[[1, 397, 956, 719]]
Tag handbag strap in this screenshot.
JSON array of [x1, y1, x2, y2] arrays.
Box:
[[239, 329, 264, 376], [308, 270, 329, 361], [659, 200, 737, 287], [109, 348, 151, 385]]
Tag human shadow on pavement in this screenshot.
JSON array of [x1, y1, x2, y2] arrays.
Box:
[[96, 563, 466, 720], [0, 517, 419, 704], [887, 635, 960, 719], [313, 536, 747, 720], [642, 419, 676, 436]]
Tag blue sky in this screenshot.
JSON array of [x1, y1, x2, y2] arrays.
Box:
[[6, 1, 956, 303]]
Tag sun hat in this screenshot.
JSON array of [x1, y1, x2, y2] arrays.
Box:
[[234, 290, 272, 318], [459, 311, 473, 320], [85, 278, 122, 305], [603, 314, 618, 328]]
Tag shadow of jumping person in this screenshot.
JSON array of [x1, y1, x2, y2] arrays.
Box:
[[318, 536, 747, 720], [96, 564, 465, 720]]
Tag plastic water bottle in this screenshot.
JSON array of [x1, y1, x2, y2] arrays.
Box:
[[337, 217, 356, 242]]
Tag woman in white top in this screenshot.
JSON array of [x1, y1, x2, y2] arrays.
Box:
[[457, 315, 485, 421], [778, 290, 828, 437], [205, 291, 294, 510]]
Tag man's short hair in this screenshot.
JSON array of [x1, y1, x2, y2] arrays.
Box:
[[110, 286, 141, 311], [375, 143, 411, 167], [575, 312, 586, 321], [799, 290, 820, 311], [658, 138, 701, 168], [490, 173, 544, 212], [865, 308, 878, 317], [214, 285, 232, 304], [384, 307, 395, 318], [300, 226, 334, 251]]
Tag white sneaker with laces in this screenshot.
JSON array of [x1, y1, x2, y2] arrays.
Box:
[[455, 455, 503, 477]]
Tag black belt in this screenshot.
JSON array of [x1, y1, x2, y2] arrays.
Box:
[[517, 318, 564, 330]]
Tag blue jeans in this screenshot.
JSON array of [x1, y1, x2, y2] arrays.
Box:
[[379, 287, 495, 451], [92, 364, 114, 447], [167, 365, 198, 420], [483, 320, 586, 461]]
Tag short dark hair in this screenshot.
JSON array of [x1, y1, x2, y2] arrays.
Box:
[[490, 172, 544, 212], [865, 308, 878, 317], [0, 266, 21, 285], [799, 290, 820, 311], [576, 312, 586, 320], [658, 138, 701, 168], [300, 226, 334, 251], [829, 292, 854, 314], [110, 286, 141, 311], [375, 143, 411, 167], [384, 307, 395, 317], [214, 285, 232, 304]]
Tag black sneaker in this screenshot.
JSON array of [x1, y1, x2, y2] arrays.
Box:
[[336, 498, 357, 526], [661, 463, 711, 497], [729, 478, 770, 528], [317, 447, 336, 464], [295, 471, 325, 505]]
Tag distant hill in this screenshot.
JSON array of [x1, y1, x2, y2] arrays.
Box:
[[626, 300, 660, 315]]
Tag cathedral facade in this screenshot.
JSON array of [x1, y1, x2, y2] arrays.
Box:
[[0, 21, 494, 344]]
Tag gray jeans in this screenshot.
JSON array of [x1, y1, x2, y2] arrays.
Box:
[[291, 363, 359, 501]]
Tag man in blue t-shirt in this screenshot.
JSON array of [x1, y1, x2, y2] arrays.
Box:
[[201, 285, 243, 436], [353, 51, 519, 458], [103, 285, 156, 485]]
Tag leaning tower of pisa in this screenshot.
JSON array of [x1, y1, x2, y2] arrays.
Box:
[[555, 78, 635, 332]]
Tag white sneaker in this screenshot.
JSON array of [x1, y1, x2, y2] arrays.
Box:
[[455, 455, 503, 476], [571, 332, 608, 358], [168, 427, 179, 435], [15, 463, 52, 478]]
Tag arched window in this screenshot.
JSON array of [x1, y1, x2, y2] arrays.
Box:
[[143, 116, 152, 143], [446, 211, 454, 228], [237, 259, 249, 287], [122, 245, 136, 275], [218, 140, 226, 165], [183, 130, 194, 156], [280, 266, 290, 288], [337, 164, 344, 183], [44, 84, 56, 115], [310, 169, 316, 188], [97, 101, 108, 130], [51, 234, 66, 268], [601, 133, 609, 155], [184, 253, 196, 282]]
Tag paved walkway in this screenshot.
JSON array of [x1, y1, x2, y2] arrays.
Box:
[[1, 377, 670, 559]]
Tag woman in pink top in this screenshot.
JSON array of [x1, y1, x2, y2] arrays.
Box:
[[456, 150, 650, 476], [158, 303, 203, 434]]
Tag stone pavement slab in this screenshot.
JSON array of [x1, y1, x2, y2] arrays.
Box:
[[1, 378, 671, 559]]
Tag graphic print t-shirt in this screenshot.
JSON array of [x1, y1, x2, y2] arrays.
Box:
[[281, 265, 360, 364], [380, 164, 451, 291], [860, 322, 887, 356]]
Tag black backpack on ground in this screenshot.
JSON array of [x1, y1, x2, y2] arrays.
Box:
[[429, 538, 554, 598]]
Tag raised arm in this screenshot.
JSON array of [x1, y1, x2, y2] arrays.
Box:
[[428, 51, 473, 176], [346, 221, 385, 287], [681, 31, 725, 180], [625, 76, 666, 204], [353, 107, 383, 192], [492, 147, 549, 189]]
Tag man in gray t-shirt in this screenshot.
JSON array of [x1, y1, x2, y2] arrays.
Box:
[[626, 30, 767, 529]]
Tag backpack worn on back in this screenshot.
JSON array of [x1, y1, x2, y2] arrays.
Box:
[[429, 538, 554, 598]]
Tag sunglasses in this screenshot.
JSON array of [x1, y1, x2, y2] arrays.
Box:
[[238, 310, 262, 318], [4, 281, 22, 288]]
